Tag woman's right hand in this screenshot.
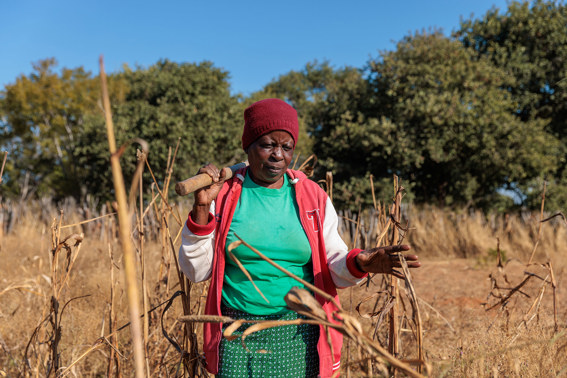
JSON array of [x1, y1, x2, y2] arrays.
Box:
[[192, 163, 226, 224]]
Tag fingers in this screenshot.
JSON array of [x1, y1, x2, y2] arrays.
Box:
[[399, 254, 421, 268], [194, 163, 223, 206], [356, 245, 421, 277], [219, 166, 227, 181], [391, 259, 421, 279], [198, 163, 221, 183], [406, 261, 422, 268], [382, 244, 411, 254], [389, 253, 421, 269]]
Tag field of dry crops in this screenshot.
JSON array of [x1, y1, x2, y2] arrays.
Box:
[[0, 196, 566, 377]]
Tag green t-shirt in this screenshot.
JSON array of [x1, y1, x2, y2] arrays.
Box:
[[222, 172, 314, 315]]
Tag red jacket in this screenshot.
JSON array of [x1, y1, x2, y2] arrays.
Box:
[[180, 168, 367, 376]]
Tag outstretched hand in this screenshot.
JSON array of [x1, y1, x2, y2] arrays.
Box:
[[356, 245, 421, 279]]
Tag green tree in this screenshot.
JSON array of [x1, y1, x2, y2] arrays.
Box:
[[364, 32, 559, 208], [456, 0, 567, 210], [0, 58, 109, 199]]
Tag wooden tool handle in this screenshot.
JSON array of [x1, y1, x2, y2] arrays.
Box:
[[175, 162, 248, 196]]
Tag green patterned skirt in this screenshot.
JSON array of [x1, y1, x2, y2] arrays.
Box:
[[218, 305, 319, 377]]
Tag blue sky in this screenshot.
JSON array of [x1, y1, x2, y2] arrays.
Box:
[[1, 0, 511, 96]]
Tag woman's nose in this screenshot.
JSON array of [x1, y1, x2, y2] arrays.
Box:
[[272, 146, 283, 158]]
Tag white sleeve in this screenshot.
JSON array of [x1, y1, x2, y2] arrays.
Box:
[[323, 197, 366, 288], [178, 202, 216, 283]]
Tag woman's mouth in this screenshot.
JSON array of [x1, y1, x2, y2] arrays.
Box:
[[265, 165, 282, 175]]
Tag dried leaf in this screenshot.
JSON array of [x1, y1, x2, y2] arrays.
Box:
[[284, 287, 326, 321], [223, 319, 247, 341]]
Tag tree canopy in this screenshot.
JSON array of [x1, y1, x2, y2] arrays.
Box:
[[364, 32, 557, 208], [456, 0, 567, 210], [0, 58, 107, 199]]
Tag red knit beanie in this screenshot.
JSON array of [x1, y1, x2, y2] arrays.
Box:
[[242, 98, 299, 150]]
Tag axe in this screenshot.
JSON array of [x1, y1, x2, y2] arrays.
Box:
[[175, 162, 248, 196]]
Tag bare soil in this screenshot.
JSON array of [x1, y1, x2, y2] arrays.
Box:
[[340, 256, 566, 376]]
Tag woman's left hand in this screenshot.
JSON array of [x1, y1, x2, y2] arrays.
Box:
[[356, 245, 421, 279]]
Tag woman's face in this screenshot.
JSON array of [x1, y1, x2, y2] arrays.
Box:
[[246, 130, 295, 188]]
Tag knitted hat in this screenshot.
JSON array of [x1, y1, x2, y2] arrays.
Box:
[[242, 98, 299, 150]]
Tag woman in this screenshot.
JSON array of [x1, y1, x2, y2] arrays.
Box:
[[179, 98, 420, 377]]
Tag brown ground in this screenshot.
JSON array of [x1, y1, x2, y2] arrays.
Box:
[[340, 256, 566, 376]]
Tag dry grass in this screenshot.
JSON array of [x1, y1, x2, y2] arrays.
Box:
[[0, 198, 566, 376], [339, 204, 567, 263]]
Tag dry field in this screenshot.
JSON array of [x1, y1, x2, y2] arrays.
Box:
[[0, 198, 566, 377]]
